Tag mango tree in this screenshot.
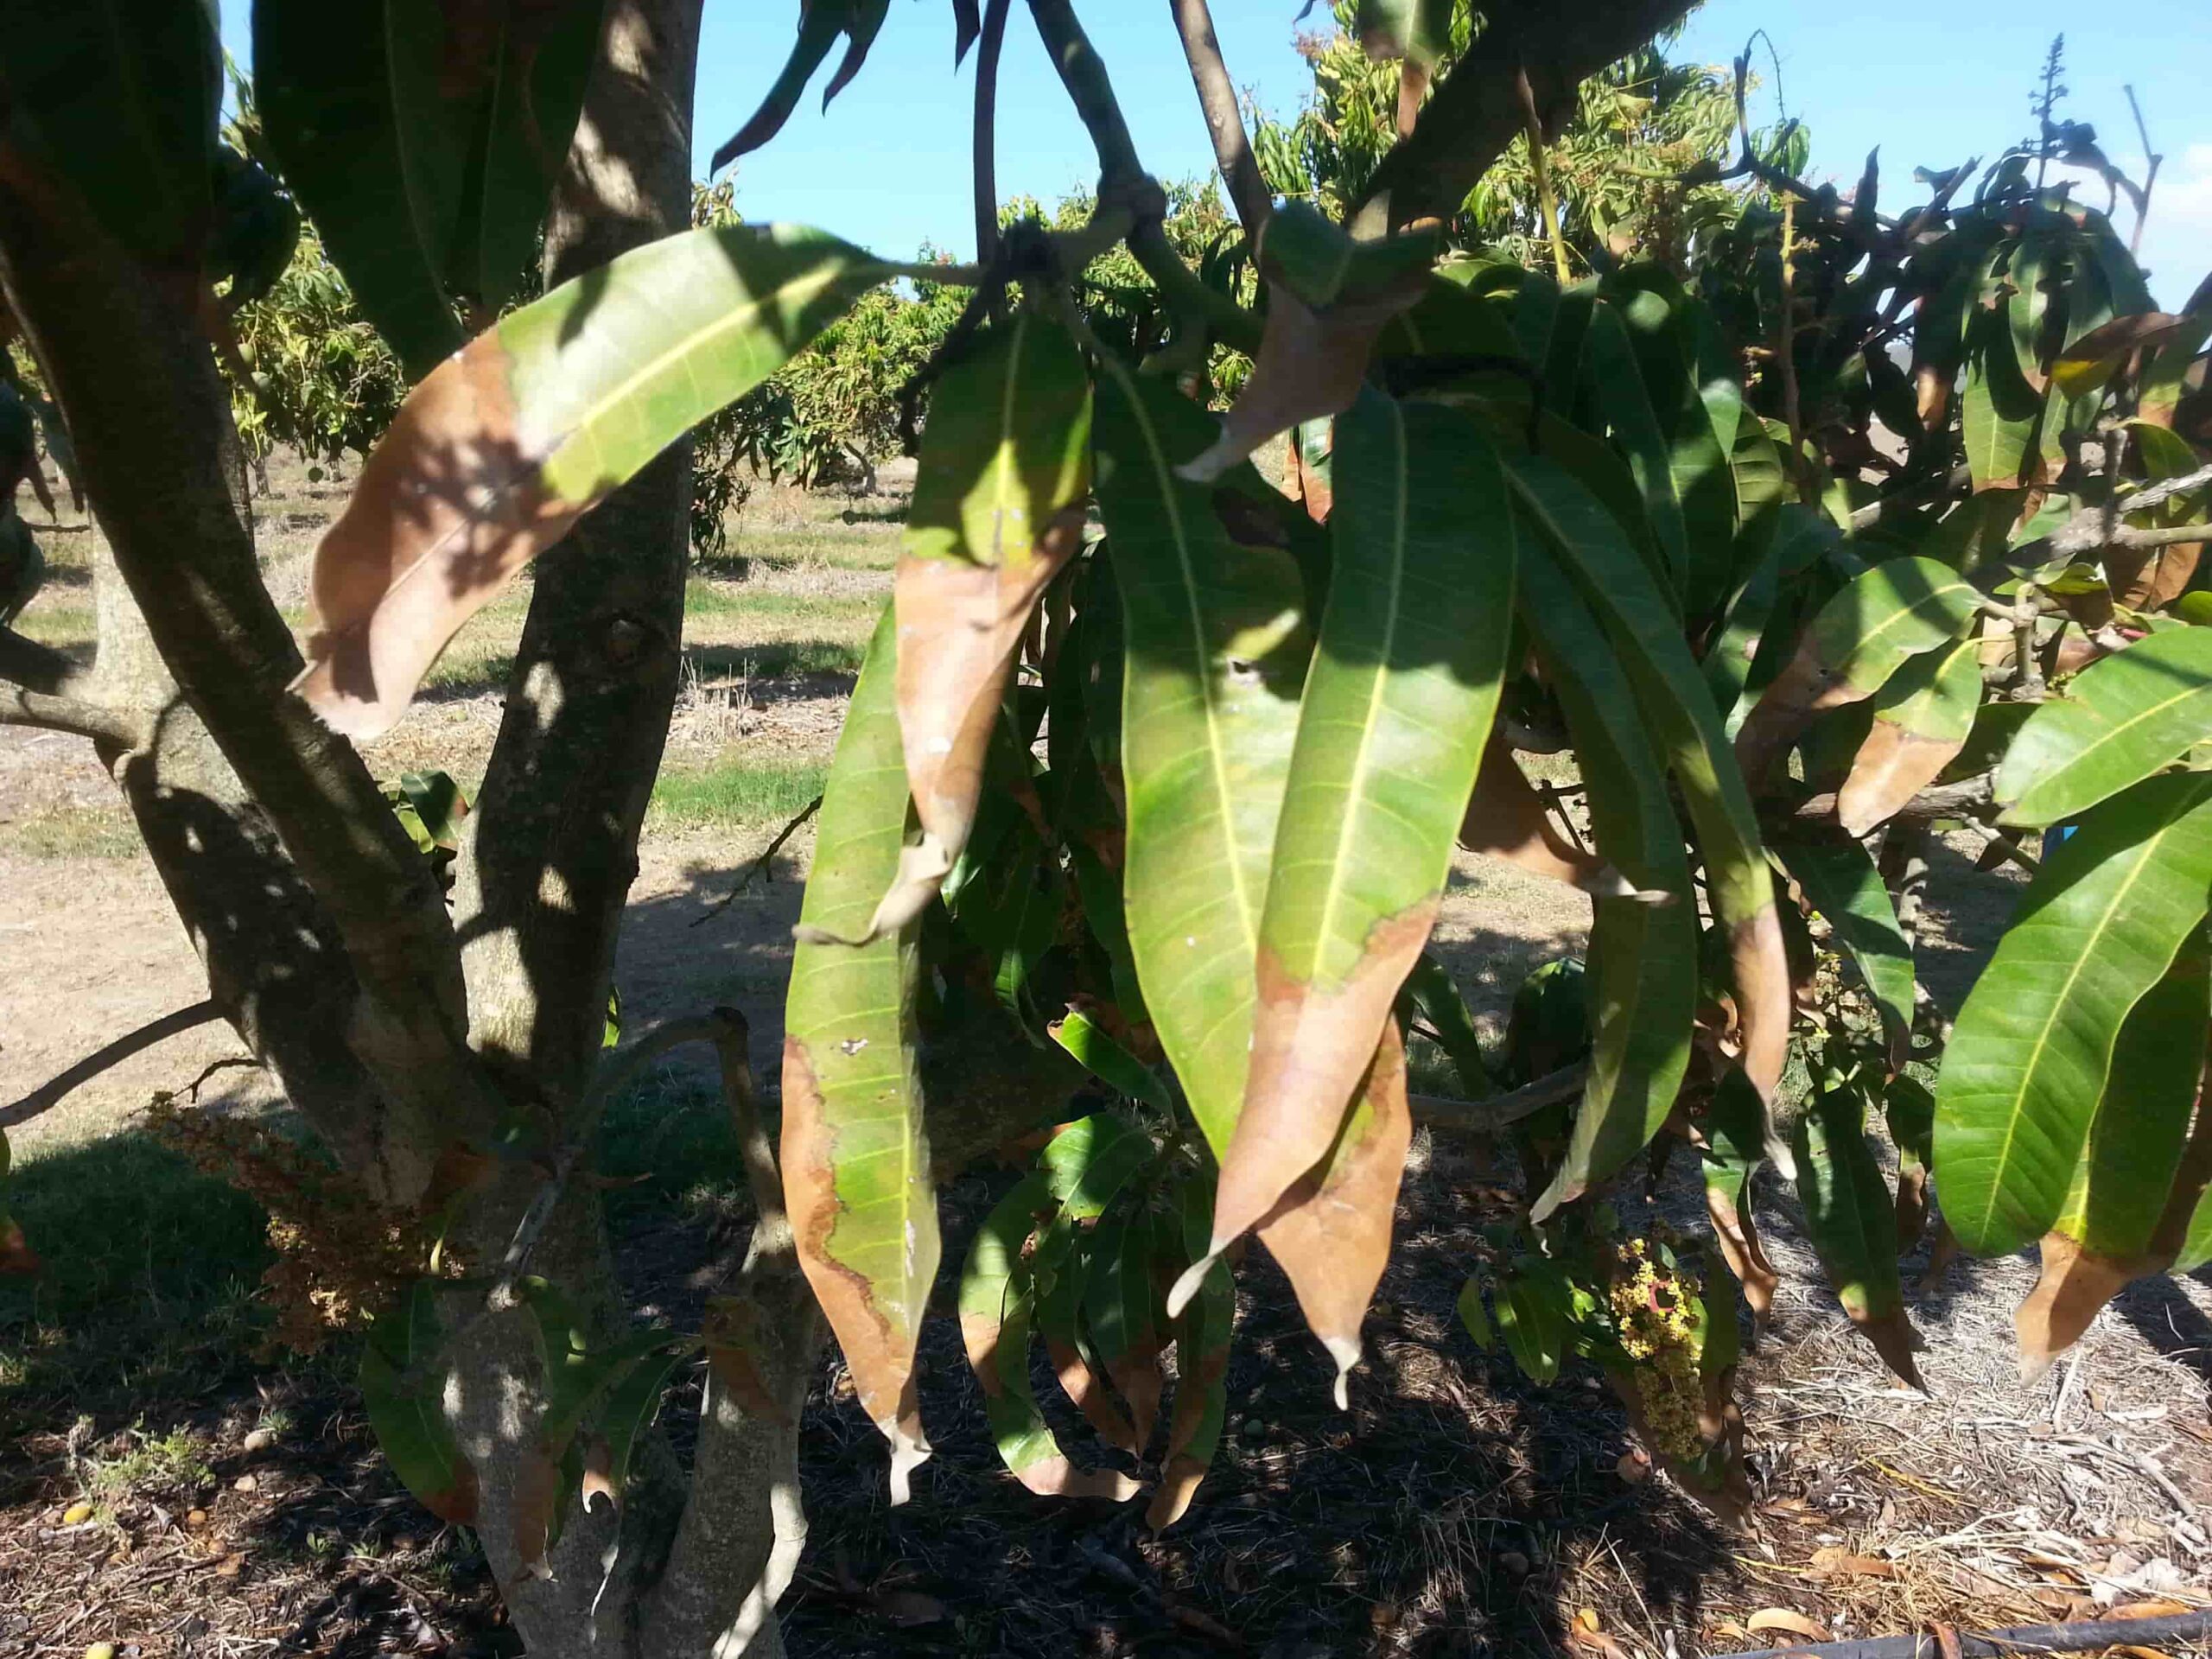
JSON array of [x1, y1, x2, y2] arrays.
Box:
[[3, 1, 2210, 1655]]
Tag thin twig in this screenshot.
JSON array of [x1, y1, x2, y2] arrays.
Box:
[[2124, 85, 2162, 257], [0, 1000, 225, 1129], [693, 795, 822, 926], [1167, 0, 1269, 239], [1777, 188, 1815, 507], [972, 0, 1012, 280], [1515, 67, 1571, 283]]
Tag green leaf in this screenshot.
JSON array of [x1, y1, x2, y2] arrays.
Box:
[[1775, 826, 1916, 1071], [0, 0, 219, 263], [360, 1281, 479, 1523], [1734, 555, 1984, 785], [1048, 1010, 1173, 1113], [1084, 1198, 1166, 1450], [1205, 391, 1513, 1274], [1354, 0, 1453, 66], [1149, 1175, 1234, 1529], [1091, 361, 1311, 1159], [1997, 629, 2212, 828], [1456, 1276, 1494, 1348], [1496, 1257, 1571, 1385], [1936, 772, 2212, 1255], [710, 0, 889, 170], [1703, 505, 1840, 728], [782, 604, 938, 1500], [1398, 954, 1496, 1100], [1792, 1084, 1921, 1385], [296, 223, 896, 738], [1039, 1114, 1156, 1221], [1506, 454, 1789, 1129], [1962, 302, 2044, 492], [1581, 300, 1691, 603], [1516, 545, 1696, 1218], [256, 0, 602, 375], [1699, 1068, 1780, 1323], [589, 1344, 691, 1510]]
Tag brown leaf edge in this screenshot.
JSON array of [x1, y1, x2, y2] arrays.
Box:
[[1250, 1020, 1414, 1408], [847, 511, 1088, 944], [1044, 1333, 1142, 1457], [780, 1037, 933, 1503], [1177, 905, 1432, 1329], [1175, 276, 1426, 485], [957, 1307, 1141, 1501], [1836, 721, 1968, 840], [290, 334, 577, 739]]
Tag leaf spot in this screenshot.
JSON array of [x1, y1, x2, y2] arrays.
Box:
[[839, 1037, 869, 1056]]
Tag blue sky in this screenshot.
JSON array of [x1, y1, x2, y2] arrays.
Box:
[[220, 1, 2212, 305]]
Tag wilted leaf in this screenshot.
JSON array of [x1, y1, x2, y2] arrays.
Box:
[[359, 1281, 480, 1524], [866, 315, 1090, 939], [1251, 1021, 1414, 1406], [1092, 364, 1309, 1159], [1936, 772, 2212, 1256], [1508, 455, 1790, 1168], [1746, 1608, 1829, 1642], [294, 224, 892, 737], [1150, 1179, 1233, 1530], [2051, 312, 2192, 401], [959, 1173, 1140, 1499], [711, 0, 889, 170], [1793, 1086, 1923, 1386], [783, 607, 938, 1503], [1998, 628, 2212, 829], [1775, 826, 1916, 1073], [1517, 547, 1697, 1219], [1837, 637, 1982, 837], [2017, 942, 2212, 1378], [1734, 556, 1984, 787], [1085, 1202, 1167, 1452], [1190, 393, 1512, 1324]]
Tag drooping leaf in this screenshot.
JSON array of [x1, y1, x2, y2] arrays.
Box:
[[711, 0, 890, 171], [1775, 826, 1916, 1072], [1456, 1276, 1493, 1347], [1702, 505, 1840, 729], [1250, 1020, 1414, 1406], [1792, 1084, 1922, 1386], [1084, 1200, 1166, 1452], [1091, 363, 1310, 1159], [1733, 556, 1984, 786], [1194, 392, 1513, 1310], [1936, 772, 2212, 1255], [587, 1344, 691, 1512], [1885, 1076, 1936, 1251], [0, 0, 219, 264], [294, 224, 893, 737], [1516, 545, 1697, 1218], [958, 1173, 1140, 1499], [1962, 302, 2045, 493], [360, 1281, 480, 1524], [1699, 1070, 1780, 1325], [2016, 940, 2211, 1378], [1506, 454, 1790, 1159], [256, 0, 602, 374], [1035, 1209, 1141, 1455], [1149, 1177, 1233, 1530], [782, 606, 938, 1503], [1997, 628, 2212, 829], [866, 316, 1090, 939], [1836, 637, 1982, 838], [2051, 311, 2193, 401], [1581, 299, 1690, 604]]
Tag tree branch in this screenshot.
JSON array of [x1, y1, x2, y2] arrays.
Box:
[[1790, 773, 1996, 823], [1414, 1063, 1590, 1135], [1350, 0, 1695, 231], [0, 1000, 224, 1130], [1168, 0, 1270, 239], [0, 681, 145, 745]]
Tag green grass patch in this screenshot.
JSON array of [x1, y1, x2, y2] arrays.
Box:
[[648, 756, 829, 830], [0, 1131, 272, 1434], [687, 639, 866, 680], [11, 602, 92, 651], [0, 805, 143, 860]]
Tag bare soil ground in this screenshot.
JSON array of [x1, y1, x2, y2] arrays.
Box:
[[7, 455, 2212, 1658]]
